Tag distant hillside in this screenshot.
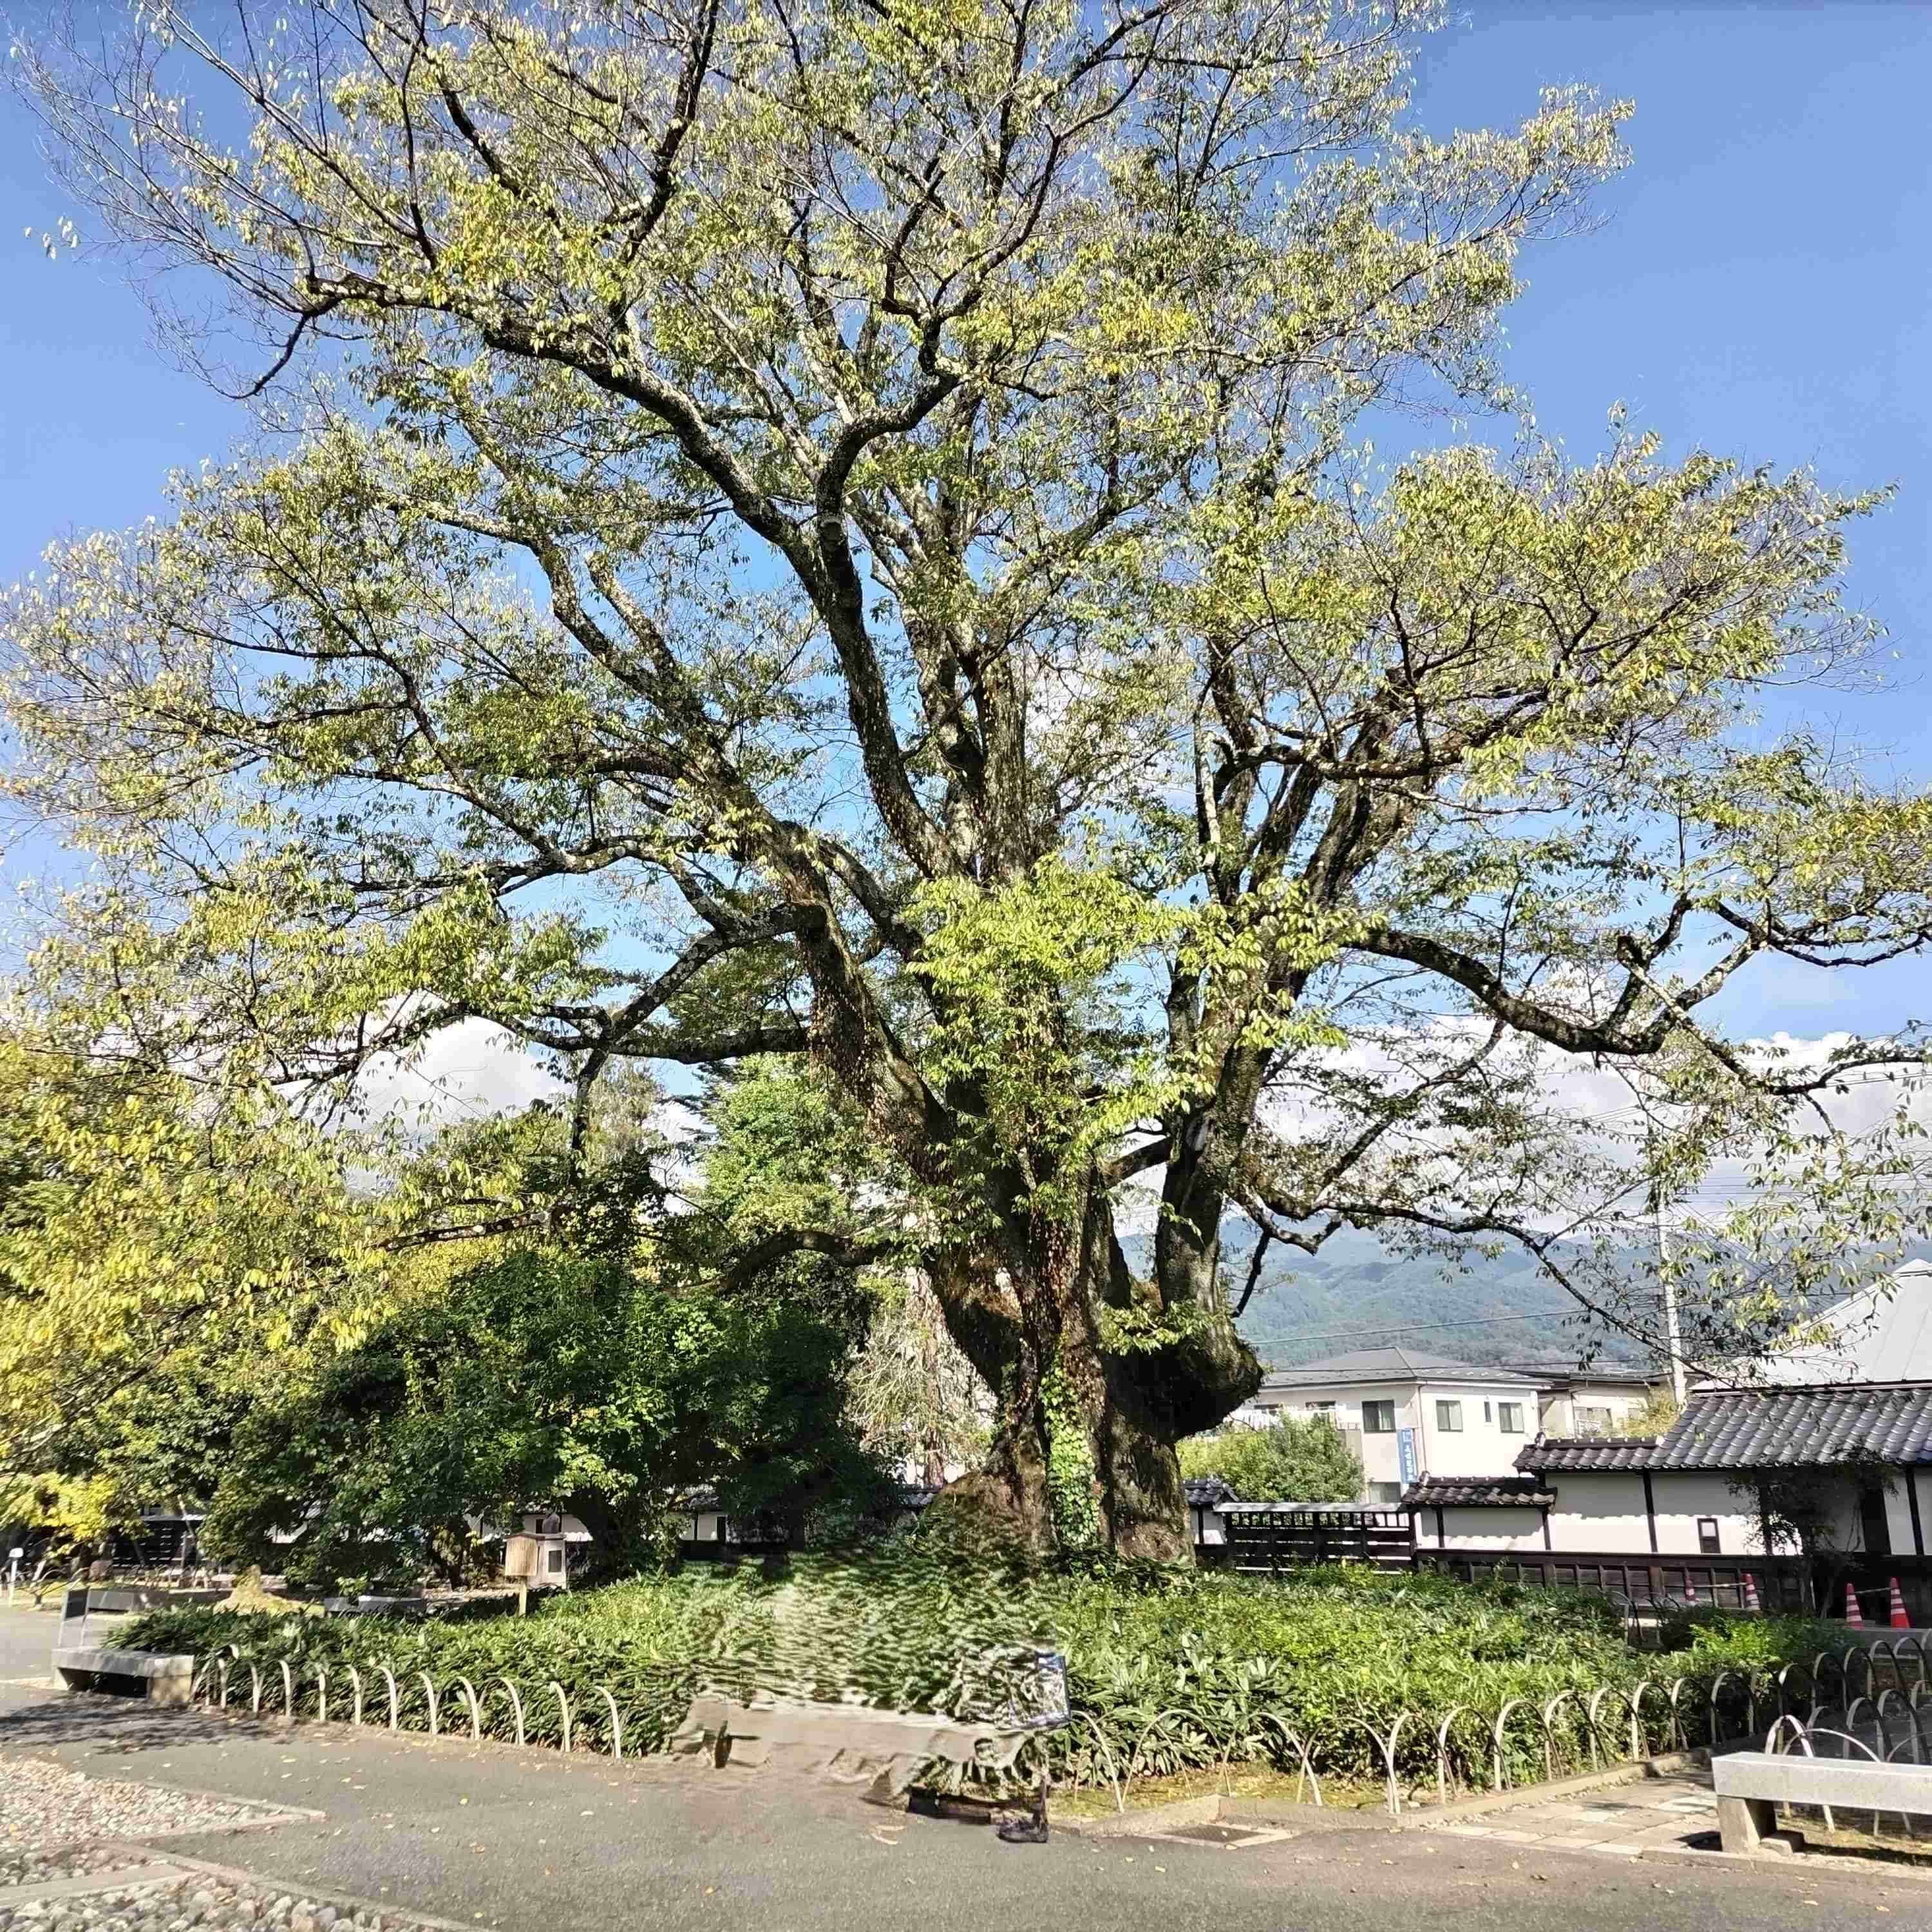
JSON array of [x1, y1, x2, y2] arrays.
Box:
[[1215, 1223, 1642, 1371], [1193, 1224, 1932, 1376]]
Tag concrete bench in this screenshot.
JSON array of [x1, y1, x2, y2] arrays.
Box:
[[52, 1645, 196, 1706], [84, 1586, 227, 1613], [670, 1649, 1070, 1841], [1714, 1749, 1932, 1852]]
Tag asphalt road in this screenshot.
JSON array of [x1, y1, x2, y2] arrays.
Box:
[[4, 1673, 1926, 1932], [0, 1601, 60, 1685]]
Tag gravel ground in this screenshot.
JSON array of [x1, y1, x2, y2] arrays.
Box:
[[0, 1875, 408, 1932], [0, 1850, 160, 1891], [0, 1759, 279, 1853]]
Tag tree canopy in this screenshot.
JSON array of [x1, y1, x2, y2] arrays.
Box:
[[1180, 1413, 1363, 1504], [6, 0, 1929, 1560], [0, 1007, 370, 1539], [209, 1245, 887, 1589]]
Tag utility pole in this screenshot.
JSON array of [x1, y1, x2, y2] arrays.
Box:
[[1653, 1182, 1687, 1406]]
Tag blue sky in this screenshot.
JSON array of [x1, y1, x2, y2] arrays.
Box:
[[2, 0, 1927, 1052]]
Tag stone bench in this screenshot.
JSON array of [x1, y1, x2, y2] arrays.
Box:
[[1714, 1749, 1932, 1852], [84, 1586, 227, 1613], [671, 1650, 1070, 1841], [52, 1645, 196, 1706]]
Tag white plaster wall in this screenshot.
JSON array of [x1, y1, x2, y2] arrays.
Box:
[[1416, 1504, 1547, 1553], [1536, 1469, 1932, 1561], [1648, 1471, 1766, 1558], [1542, 1472, 1656, 1554]]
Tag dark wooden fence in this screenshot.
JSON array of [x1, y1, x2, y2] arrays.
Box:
[[1416, 1548, 1932, 1622], [1202, 1524, 1932, 1623], [1214, 1507, 1414, 1575], [1414, 1548, 1808, 1610], [104, 1517, 202, 1569]]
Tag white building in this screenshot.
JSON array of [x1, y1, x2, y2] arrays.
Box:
[[1407, 1383, 1931, 1569], [1751, 1257, 1932, 1385], [1251, 1349, 1548, 1504], [1397, 1261, 1932, 1615], [1499, 1363, 1660, 1437]]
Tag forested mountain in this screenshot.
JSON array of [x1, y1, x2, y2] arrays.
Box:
[[1215, 1226, 1932, 1374], [1217, 1225, 1640, 1369]]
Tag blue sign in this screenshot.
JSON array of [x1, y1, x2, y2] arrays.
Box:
[[1397, 1427, 1418, 1486]]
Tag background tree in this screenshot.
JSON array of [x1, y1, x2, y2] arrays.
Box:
[[8, 0, 1931, 1560], [1180, 1414, 1364, 1504], [0, 997, 373, 1540], [849, 1269, 992, 1489], [1729, 1459, 1895, 1565], [1611, 1390, 1683, 1439], [209, 1244, 888, 1589]]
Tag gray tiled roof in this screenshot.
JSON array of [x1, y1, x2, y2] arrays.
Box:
[[1651, 1384, 1932, 1470], [1261, 1347, 1541, 1390], [1184, 1476, 1237, 1507], [1401, 1475, 1555, 1508], [1515, 1435, 1662, 1473], [1513, 1383, 1932, 1475], [1499, 1362, 1659, 1391]]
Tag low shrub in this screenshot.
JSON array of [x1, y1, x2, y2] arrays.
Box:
[[122, 1555, 1843, 1799]]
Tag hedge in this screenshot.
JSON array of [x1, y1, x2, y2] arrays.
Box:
[[120, 1555, 1856, 1804]]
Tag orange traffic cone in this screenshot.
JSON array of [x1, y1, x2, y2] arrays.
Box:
[[1889, 1576, 1911, 1630], [1844, 1580, 1866, 1626], [1742, 1572, 1762, 1613]]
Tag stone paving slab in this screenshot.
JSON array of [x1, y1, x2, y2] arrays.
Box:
[[1430, 1763, 1932, 1886], [0, 1862, 457, 1932], [1425, 1771, 1727, 1862], [0, 1861, 193, 1908]]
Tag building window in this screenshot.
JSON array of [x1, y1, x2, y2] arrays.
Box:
[[1362, 1400, 1396, 1433], [1696, 1517, 1721, 1556], [1483, 1401, 1493, 1423], [1435, 1400, 1463, 1432], [1309, 1401, 1336, 1414], [1575, 1405, 1613, 1437], [1498, 1402, 1525, 1434], [547, 1547, 565, 1574]]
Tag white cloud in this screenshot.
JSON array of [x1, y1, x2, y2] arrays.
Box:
[[1244, 1021, 1931, 1236], [355, 1016, 567, 1128]]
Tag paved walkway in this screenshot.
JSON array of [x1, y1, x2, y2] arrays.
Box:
[[0, 1604, 61, 1685], [3, 1660, 1927, 1931], [1430, 1770, 1727, 1861]]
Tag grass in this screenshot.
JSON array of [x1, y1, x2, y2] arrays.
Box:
[[1049, 1761, 1383, 1818], [120, 1549, 1846, 1799]]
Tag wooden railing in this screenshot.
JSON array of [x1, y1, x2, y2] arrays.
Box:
[[1213, 1506, 1414, 1574], [1201, 1528, 1932, 1624], [1415, 1548, 1932, 1622]]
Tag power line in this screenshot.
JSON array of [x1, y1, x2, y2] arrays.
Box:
[[1260, 1274, 1877, 1347], [1267, 1307, 1577, 1343]]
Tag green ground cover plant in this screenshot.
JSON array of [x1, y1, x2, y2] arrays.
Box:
[[122, 1556, 1844, 1799]]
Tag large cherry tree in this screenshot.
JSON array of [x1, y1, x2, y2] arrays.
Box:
[[8, 0, 1930, 1557]]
